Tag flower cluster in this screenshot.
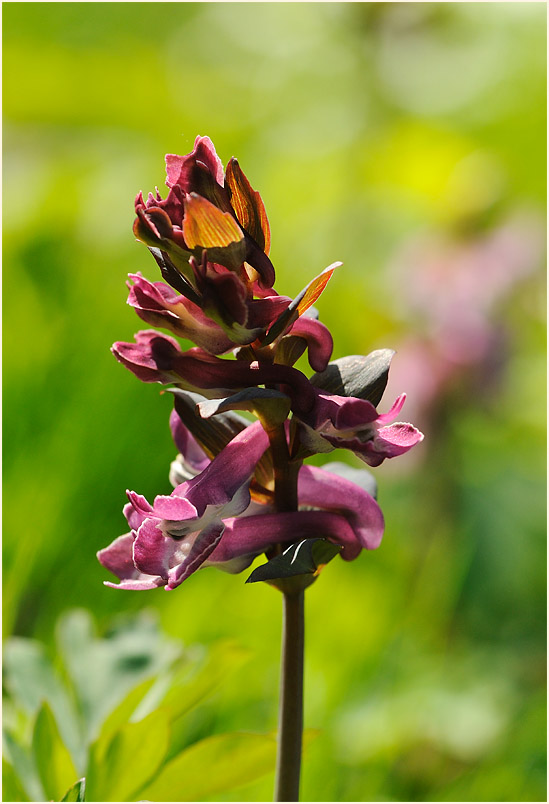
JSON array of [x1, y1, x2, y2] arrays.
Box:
[[98, 136, 423, 592]]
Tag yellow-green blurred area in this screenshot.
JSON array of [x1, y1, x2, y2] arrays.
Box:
[[3, 2, 546, 801]]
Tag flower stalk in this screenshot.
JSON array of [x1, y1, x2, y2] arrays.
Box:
[[267, 420, 304, 800]]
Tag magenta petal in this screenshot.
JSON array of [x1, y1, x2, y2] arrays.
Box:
[[151, 495, 198, 520], [334, 421, 424, 467], [288, 317, 334, 372], [375, 422, 424, 455], [166, 136, 225, 190], [133, 518, 174, 578], [97, 534, 136, 580], [166, 521, 225, 589], [104, 577, 165, 590], [123, 501, 149, 531], [332, 397, 378, 430], [141, 186, 185, 228], [308, 392, 378, 431], [98, 533, 165, 590], [376, 393, 407, 424], [297, 465, 385, 550], [247, 295, 291, 330], [126, 491, 155, 520]]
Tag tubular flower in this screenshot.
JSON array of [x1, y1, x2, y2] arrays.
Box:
[[126, 272, 234, 354], [112, 329, 318, 413]]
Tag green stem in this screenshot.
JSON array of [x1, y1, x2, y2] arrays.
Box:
[[267, 423, 304, 801], [274, 589, 305, 802]]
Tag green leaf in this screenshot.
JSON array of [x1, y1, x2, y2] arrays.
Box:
[[2, 757, 29, 802], [246, 538, 341, 591], [138, 732, 277, 801], [32, 702, 79, 802], [274, 334, 308, 367], [144, 641, 250, 729], [60, 777, 86, 802], [127, 641, 251, 765], [96, 675, 157, 747], [3, 730, 44, 802], [290, 418, 335, 461], [86, 708, 170, 802], [148, 247, 202, 305], [310, 349, 395, 405]]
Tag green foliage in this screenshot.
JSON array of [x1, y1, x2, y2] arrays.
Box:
[[2, 611, 273, 802], [139, 732, 277, 802], [32, 703, 79, 801], [86, 709, 171, 802]]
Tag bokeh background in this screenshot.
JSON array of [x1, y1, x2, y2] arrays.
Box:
[[3, 2, 546, 801]]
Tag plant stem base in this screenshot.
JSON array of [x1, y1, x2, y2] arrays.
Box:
[[274, 589, 304, 802]]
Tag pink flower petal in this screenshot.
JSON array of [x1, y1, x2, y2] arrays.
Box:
[[133, 518, 176, 578], [97, 533, 136, 580], [297, 465, 385, 550], [376, 393, 407, 424], [166, 136, 225, 191]]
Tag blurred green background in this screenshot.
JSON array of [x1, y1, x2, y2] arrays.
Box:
[[3, 2, 546, 801]]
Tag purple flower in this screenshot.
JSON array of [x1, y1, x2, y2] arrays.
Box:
[[188, 254, 289, 346], [103, 136, 426, 600], [297, 390, 424, 467]]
